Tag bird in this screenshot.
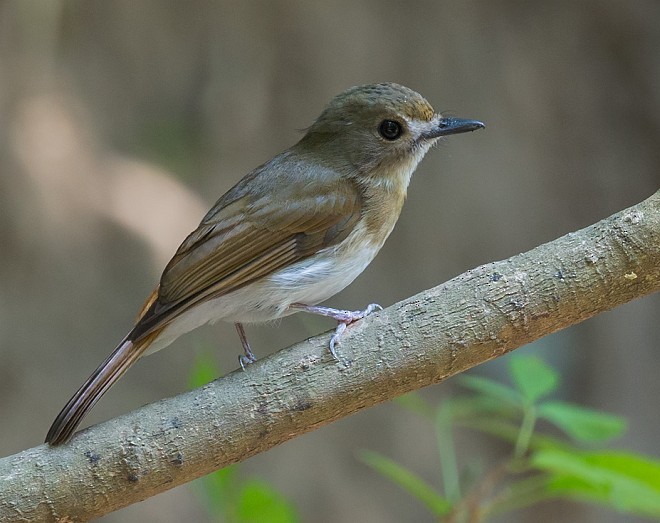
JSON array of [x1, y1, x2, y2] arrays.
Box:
[[45, 82, 484, 445]]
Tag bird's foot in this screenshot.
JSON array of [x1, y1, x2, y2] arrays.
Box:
[[290, 303, 382, 361], [235, 323, 257, 370]]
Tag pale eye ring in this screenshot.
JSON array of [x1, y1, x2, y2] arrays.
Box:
[[378, 119, 403, 140]]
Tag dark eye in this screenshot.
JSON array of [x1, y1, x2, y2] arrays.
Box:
[[378, 120, 403, 140]]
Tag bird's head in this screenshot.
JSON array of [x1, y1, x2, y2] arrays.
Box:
[[299, 82, 484, 189]]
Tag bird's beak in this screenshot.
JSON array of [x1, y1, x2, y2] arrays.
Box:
[[426, 117, 485, 139]]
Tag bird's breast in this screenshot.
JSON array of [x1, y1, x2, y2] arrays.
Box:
[[262, 220, 384, 313]]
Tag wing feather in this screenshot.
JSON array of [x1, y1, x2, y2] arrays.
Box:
[[129, 171, 363, 341]]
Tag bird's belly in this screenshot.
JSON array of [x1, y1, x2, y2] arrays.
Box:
[[259, 241, 381, 316], [226, 238, 381, 322], [147, 238, 382, 354]]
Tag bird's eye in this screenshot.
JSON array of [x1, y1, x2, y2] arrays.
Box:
[[378, 120, 403, 140]]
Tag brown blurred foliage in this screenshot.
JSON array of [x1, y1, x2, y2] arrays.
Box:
[[0, 2, 658, 522]]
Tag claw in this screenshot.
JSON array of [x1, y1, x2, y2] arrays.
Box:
[[239, 353, 257, 371], [328, 323, 347, 361], [290, 302, 382, 361]]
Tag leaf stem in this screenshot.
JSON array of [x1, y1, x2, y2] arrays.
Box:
[[514, 403, 537, 458]]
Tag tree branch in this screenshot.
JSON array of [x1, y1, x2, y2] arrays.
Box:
[[1, 190, 658, 522]]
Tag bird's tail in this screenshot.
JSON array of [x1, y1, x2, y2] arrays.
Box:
[[45, 333, 157, 446]]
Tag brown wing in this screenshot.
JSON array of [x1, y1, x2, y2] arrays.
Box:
[[129, 174, 363, 341]]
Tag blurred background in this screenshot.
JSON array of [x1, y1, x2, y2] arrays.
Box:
[[0, 1, 658, 521]]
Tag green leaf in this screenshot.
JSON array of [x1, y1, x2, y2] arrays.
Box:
[[457, 417, 568, 451], [487, 475, 559, 516], [394, 392, 434, 418], [509, 356, 558, 403], [450, 394, 519, 420], [188, 350, 221, 389], [531, 449, 660, 517], [192, 465, 240, 520], [237, 480, 299, 523], [538, 401, 627, 443], [359, 450, 451, 516], [584, 452, 660, 490], [458, 375, 521, 408], [435, 402, 460, 502]]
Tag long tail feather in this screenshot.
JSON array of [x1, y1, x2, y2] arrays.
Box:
[[45, 334, 154, 445]]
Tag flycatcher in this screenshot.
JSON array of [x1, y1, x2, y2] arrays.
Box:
[[45, 82, 484, 445]]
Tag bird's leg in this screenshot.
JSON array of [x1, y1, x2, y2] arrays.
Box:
[[289, 303, 382, 360], [235, 322, 257, 370]]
